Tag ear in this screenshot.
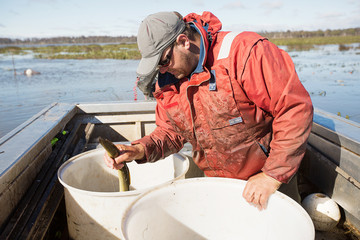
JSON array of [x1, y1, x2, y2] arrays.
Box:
[[176, 34, 190, 50]]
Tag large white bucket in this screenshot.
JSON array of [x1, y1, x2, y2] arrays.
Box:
[[58, 148, 189, 240], [121, 178, 315, 240]]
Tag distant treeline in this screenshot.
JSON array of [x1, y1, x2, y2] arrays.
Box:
[[0, 35, 137, 45], [1, 28, 359, 45], [259, 27, 360, 39]]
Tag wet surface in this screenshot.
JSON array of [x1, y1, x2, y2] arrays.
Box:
[[1, 43, 359, 138], [288, 44, 360, 122], [315, 227, 358, 240], [0, 57, 144, 138]]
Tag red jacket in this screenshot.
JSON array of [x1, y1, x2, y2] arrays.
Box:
[[133, 12, 313, 183]]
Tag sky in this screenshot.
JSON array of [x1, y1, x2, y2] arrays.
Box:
[[0, 0, 359, 39]]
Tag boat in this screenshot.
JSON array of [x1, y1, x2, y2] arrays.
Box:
[[0, 101, 359, 239]]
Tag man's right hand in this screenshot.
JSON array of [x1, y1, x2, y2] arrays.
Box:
[[103, 144, 145, 170]]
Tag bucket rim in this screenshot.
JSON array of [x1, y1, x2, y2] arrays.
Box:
[[57, 148, 190, 197], [120, 177, 315, 239]]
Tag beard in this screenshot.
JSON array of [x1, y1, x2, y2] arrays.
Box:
[[171, 50, 197, 79]]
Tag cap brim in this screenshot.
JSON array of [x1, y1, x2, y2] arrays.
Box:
[[136, 53, 161, 77]]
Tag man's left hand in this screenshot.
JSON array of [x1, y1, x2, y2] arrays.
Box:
[[242, 172, 282, 210]]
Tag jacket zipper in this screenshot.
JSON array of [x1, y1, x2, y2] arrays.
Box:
[[186, 79, 217, 175]]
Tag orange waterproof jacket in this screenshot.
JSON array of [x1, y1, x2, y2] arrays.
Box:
[[133, 12, 313, 183]]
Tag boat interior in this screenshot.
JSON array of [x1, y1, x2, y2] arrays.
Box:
[[0, 101, 359, 239]]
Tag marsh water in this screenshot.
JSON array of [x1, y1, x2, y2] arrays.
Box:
[[0, 43, 359, 139]]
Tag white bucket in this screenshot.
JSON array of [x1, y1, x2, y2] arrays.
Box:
[[58, 148, 189, 240], [121, 178, 315, 240]]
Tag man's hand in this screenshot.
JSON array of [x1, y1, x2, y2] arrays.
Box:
[[103, 144, 145, 170], [242, 172, 282, 210]]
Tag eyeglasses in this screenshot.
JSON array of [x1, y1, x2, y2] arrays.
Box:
[[158, 44, 174, 68]]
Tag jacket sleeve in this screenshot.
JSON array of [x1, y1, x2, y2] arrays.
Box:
[[238, 39, 313, 183], [131, 98, 185, 163]]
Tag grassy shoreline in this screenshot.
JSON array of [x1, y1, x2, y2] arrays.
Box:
[[269, 35, 360, 51], [1, 35, 360, 59], [0, 43, 141, 60]]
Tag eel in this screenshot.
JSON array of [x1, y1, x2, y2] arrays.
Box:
[[99, 137, 130, 192]]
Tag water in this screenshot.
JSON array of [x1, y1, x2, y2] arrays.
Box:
[[0, 56, 144, 138], [289, 44, 360, 122], [0, 44, 359, 139]]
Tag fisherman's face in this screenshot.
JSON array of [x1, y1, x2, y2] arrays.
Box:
[[158, 34, 198, 79]]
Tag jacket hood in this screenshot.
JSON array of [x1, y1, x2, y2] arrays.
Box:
[[184, 11, 222, 38], [184, 12, 222, 58]]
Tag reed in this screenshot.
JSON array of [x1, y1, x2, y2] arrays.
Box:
[[270, 35, 360, 51], [31, 43, 141, 59], [1, 43, 141, 60]]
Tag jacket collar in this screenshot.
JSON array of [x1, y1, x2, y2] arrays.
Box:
[[189, 22, 207, 76]]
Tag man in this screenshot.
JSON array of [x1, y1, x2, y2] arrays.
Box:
[[104, 11, 313, 210]]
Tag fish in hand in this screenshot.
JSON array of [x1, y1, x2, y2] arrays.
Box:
[[99, 137, 131, 192]]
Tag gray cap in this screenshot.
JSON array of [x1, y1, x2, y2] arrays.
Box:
[[136, 12, 185, 77]]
